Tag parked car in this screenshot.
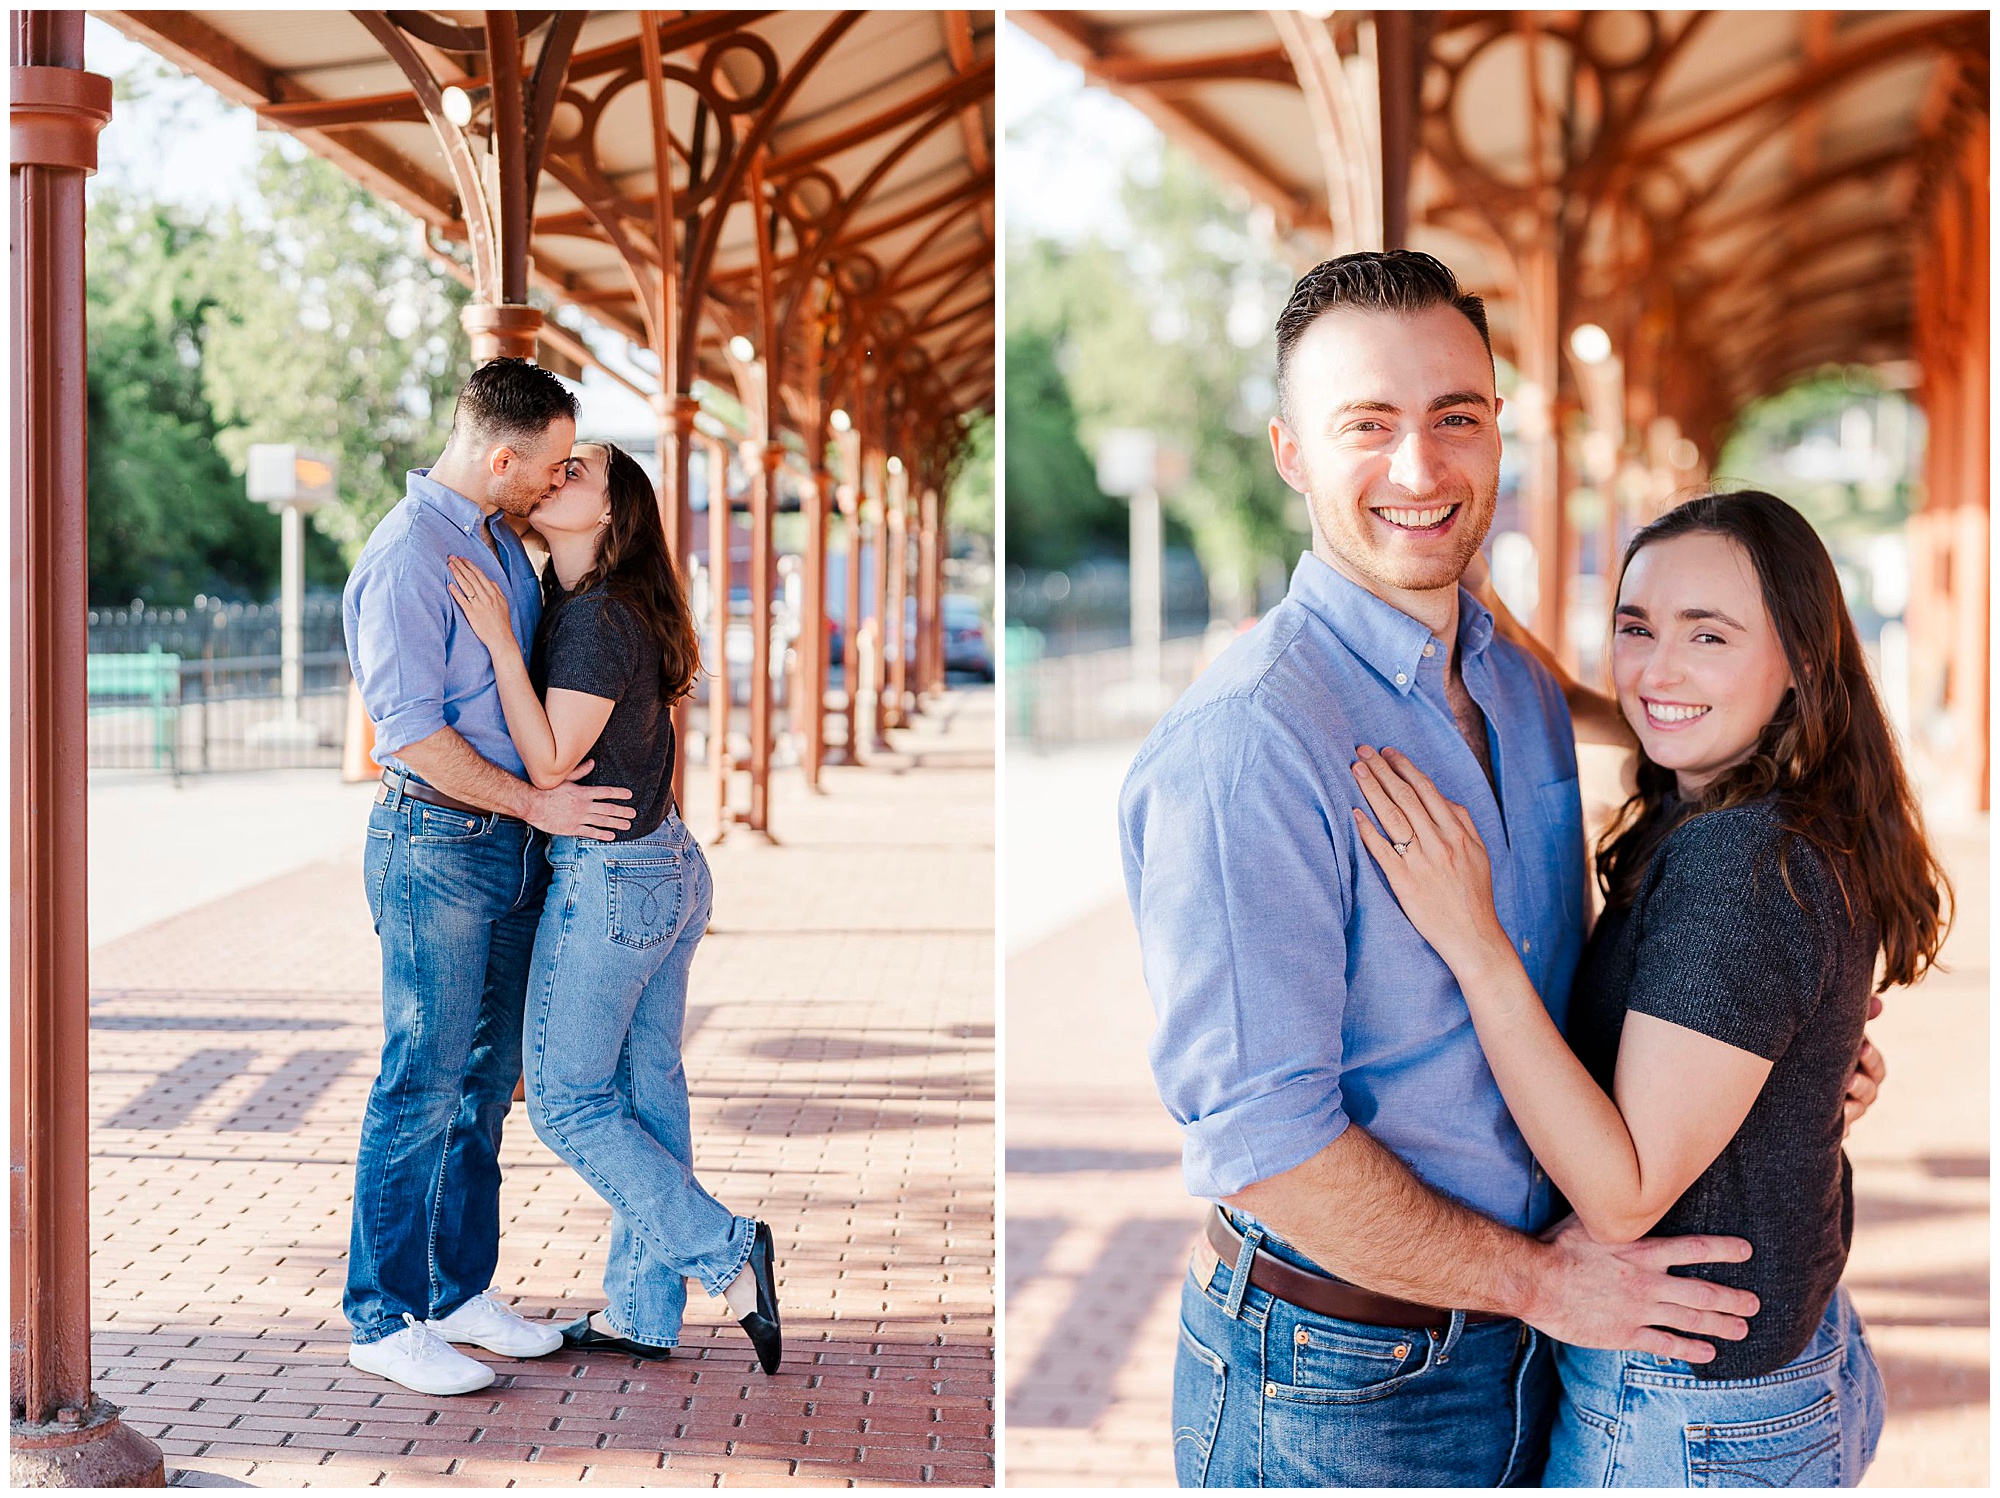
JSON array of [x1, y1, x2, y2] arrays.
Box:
[[939, 594, 994, 680]]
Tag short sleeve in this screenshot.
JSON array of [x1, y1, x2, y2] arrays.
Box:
[[1120, 703, 1353, 1199], [1625, 809, 1828, 1061], [344, 546, 450, 758], [544, 591, 640, 703]]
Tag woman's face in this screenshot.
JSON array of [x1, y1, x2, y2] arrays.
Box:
[[531, 443, 612, 540], [1611, 530, 1795, 799]]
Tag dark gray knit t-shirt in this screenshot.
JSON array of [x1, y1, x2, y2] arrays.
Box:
[[1566, 796, 1876, 1379], [529, 580, 675, 842]]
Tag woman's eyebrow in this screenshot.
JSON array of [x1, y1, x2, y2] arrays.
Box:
[[1680, 607, 1745, 629]]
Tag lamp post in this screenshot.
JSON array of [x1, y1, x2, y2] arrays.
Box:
[[245, 444, 333, 748]]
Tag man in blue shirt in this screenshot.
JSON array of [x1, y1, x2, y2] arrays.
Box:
[[1119, 254, 1763, 1486], [341, 359, 636, 1397]]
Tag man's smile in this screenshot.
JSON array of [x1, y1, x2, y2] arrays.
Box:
[[1370, 502, 1461, 535]]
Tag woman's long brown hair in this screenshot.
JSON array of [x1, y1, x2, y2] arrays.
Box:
[[568, 441, 702, 702], [1595, 490, 1950, 991]]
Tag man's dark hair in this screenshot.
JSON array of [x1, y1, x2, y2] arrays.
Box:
[[448, 357, 580, 452], [1274, 250, 1491, 423]]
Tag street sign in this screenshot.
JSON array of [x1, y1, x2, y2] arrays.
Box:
[[245, 443, 336, 511]]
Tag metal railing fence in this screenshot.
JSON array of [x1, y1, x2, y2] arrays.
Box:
[[87, 599, 349, 774]]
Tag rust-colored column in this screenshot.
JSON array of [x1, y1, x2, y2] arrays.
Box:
[[917, 483, 942, 696], [655, 393, 701, 819], [1515, 238, 1569, 666], [704, 435, 734, 838], [747, 442, 781, 831], [838, 477, 863, 764], [460, 302, 544, 363], [801, 467, 833, 787], [886, 463, 910, 728], [866, 447, 891, 748], [11, 17, 164, 1486]]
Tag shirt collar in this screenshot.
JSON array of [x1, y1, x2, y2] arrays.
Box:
[[1288, 550, 1495, 697], [408, 467, 495, 539]]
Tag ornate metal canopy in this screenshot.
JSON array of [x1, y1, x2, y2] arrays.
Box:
[[1014, 9, 1982, 442], [95, 10, 995, 438]]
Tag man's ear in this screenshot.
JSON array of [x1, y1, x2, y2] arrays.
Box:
[[487, 444, 516, 478], [1269, 417, 1309, 497]]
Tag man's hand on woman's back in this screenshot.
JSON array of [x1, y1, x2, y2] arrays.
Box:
[[526, 759, 635, 841], [1525, 1214, 1758, 1364]]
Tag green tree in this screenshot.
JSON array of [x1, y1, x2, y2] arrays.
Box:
[[947, 409, 997, 551], [85, 195, 282, 605], [1001, 319, 1123, 567], [1005, 144, 1306, 616], [201, 140, 474, 563]]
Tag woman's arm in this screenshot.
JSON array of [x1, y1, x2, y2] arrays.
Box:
[[1350, 745, 1771, 1244], [448, 558, 615, 790]]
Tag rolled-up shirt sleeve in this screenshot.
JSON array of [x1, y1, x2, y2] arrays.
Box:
[[345, 548, 453, 758], [1120, 703, 1353, 1200]]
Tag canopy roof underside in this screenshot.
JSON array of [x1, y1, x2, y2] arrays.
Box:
[[97, 9, 997, 423], [1014, 9, 1986, 418]]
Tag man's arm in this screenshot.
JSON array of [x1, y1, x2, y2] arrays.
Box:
[[1229, 1125, 1760, 1363], [398, 726, 633, 840]]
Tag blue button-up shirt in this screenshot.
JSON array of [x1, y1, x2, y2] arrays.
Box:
[[342, 469, 543, 779], [1120, 552, 1586, 1239]]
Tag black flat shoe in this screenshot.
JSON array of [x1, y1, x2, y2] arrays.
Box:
[[558, 1314, 673, 1362], [738, 1221, 782, 1375]]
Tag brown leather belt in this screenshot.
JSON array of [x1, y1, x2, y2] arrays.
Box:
[[1204, 1207, 1506, 1331], [377, 773, 516, 822]]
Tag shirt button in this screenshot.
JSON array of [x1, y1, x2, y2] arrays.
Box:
[[1395, 672, 1408, 685], [1422, 642, 1436, 657], [1522, 937, 1532, 953]]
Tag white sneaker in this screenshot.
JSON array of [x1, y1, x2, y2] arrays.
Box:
[[349, 1314, 495, 1396], [427, 1291, 564, 1358]]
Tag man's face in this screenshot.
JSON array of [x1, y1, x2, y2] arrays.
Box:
[[1269, 304, 1501, 604], [485, 417, 576, 518]]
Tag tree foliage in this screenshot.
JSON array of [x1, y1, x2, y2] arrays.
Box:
[[947, 409, 996, 554], [1005, 143, 1306, 616], [85, 197, 291, 604], [84, 124, 474, 604], [201, 140, 473, 559]]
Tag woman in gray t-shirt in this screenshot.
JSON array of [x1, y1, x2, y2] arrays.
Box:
[[448, 440, 781, 1376], [1350, 491, 1947, 1487]]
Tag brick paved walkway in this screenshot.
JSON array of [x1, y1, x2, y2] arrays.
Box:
[[1004, 744, 1987, 1487], [86, 691, 994, 1488]]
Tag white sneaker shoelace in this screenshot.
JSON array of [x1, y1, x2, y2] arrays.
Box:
[[399, 1311, 455, 1356]]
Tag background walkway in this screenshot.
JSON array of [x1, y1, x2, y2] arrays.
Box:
[[87, 692, 995, 1488], [1004, 741, 1988, 1487]]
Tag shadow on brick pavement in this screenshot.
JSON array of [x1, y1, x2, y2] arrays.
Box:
[[1003, 743, 1987, 1488], [88, 690, 995, 1488]]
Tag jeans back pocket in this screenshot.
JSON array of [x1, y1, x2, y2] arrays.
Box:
[[1686, 1391, 1840, 1487], [1173, 1316, 1227, 1486], [605, 856, 684, 948]]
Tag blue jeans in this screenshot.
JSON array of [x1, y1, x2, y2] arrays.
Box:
[[1173, 1221, 1554, 1486], [1545, 1284, 1886, 1487], [524, 810, 753, 1345], [346, 789, 550, 1343]]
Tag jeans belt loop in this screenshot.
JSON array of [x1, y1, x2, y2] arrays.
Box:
[[384, 767, 410, 810], [1430, 1307, 1467, 1365], [1222, 1217, 1263, 1321]]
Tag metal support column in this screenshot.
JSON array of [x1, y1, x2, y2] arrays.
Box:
[[886, 463, 910, 727], [748, 442, 780, 832], [10, 15, 164, 1483]]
